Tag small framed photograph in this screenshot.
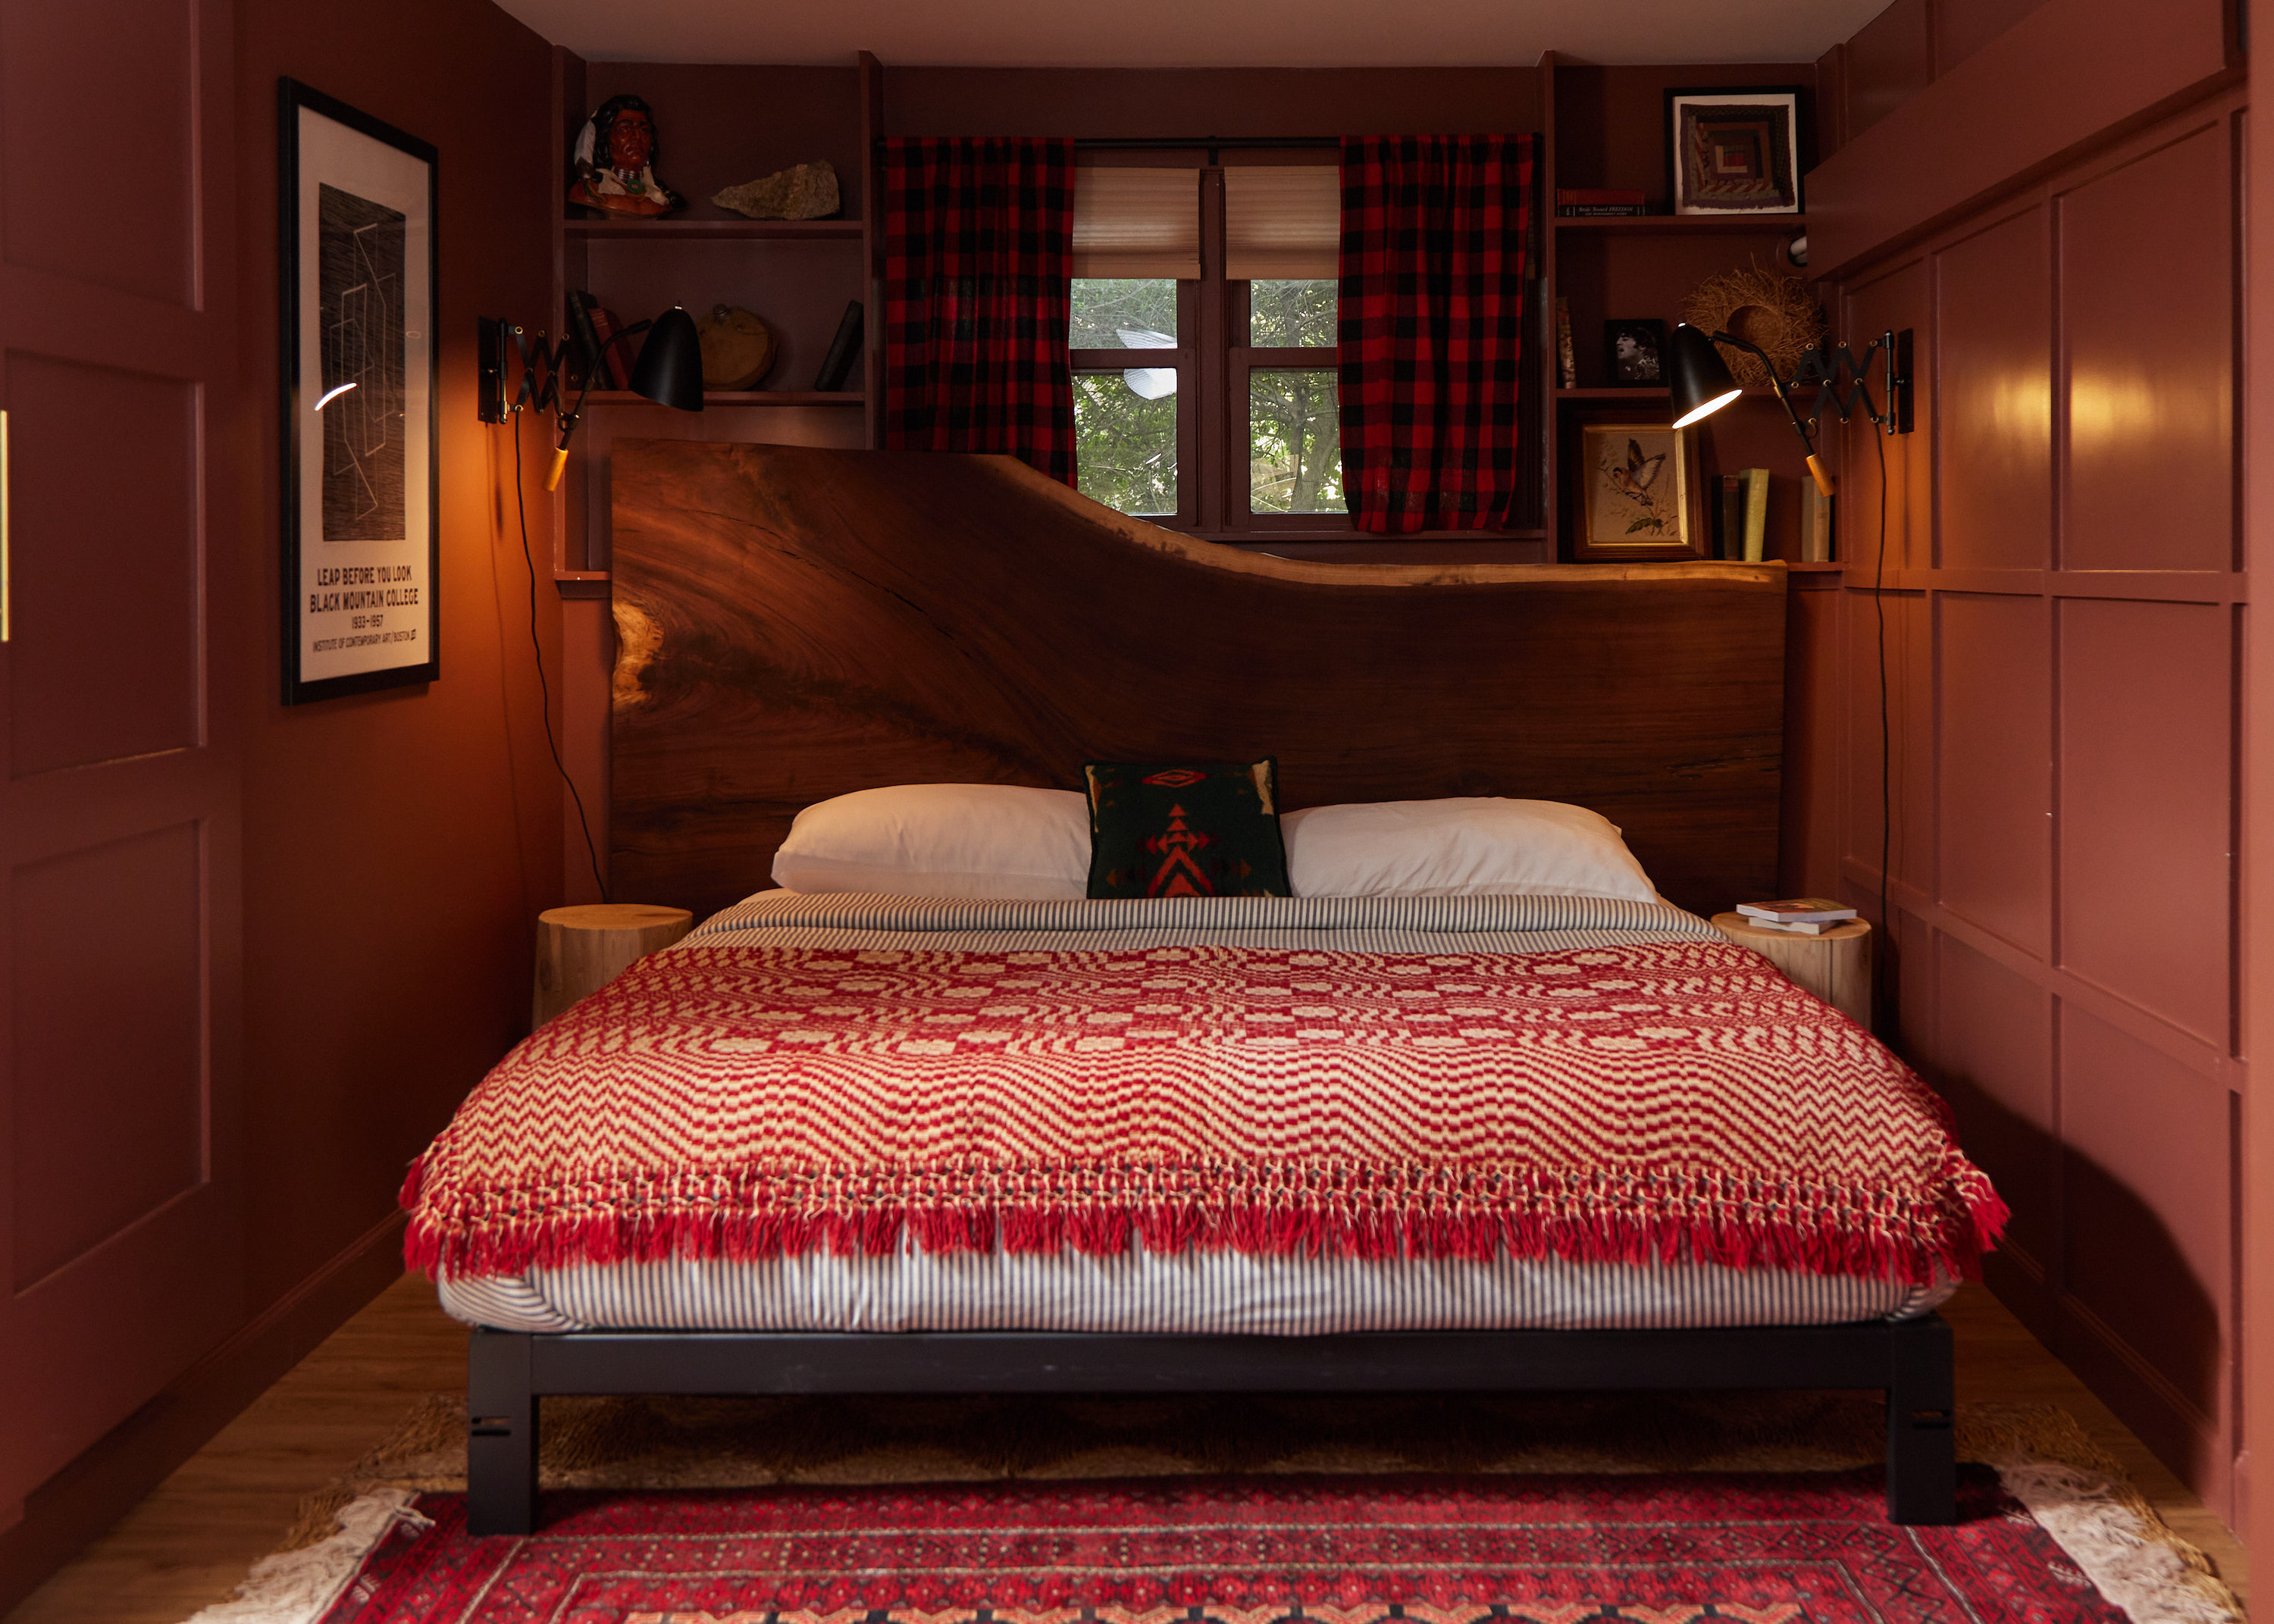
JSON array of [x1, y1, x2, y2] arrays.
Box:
[[1666, 86, 1805, 216], [279, 78, 440, 704], [1567, 414, 1707, 562], [1605, 318, 1667, 384]]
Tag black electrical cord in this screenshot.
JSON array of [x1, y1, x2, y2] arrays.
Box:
[[509, 411, 611, 903], [1872, 423, 1891, 1032]]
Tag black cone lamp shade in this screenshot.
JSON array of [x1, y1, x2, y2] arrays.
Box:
[[1668, 323, 1743, 429], [526, 302, 706, 491], [629, 304, 706, 413]]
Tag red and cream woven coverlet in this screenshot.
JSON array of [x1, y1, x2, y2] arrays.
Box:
[[405, 896, 2003, 1287]]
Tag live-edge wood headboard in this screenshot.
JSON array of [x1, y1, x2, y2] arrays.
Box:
[[609, 442, 1787, 919]]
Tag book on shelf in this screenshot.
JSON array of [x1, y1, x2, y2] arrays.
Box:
[[812, 300, 865, 391], [1737, 897, 1859, 925], [1801, 483, 1834, 563], [1555, 188, 1645, 206], [572, 290, 633, 388], [1715, 474, 1743, 561], [1555, 298, 1577, 390], [1741, 466, 1770, 562]]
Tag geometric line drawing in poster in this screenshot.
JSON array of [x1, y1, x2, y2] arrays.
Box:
[[318, 183, 406, 540]]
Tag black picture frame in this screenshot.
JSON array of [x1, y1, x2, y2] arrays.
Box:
[[1665, 86, 1808, 217], [277, 78, 440, 705], [1604, 318, 1667, 384]]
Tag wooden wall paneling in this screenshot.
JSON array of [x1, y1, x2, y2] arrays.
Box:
[[2237, 47, 2274, 1587], [1931, 934, 2058, 1283], [0, 0, 244, 1519], [2056, 597, 2234, 1046], [1778, 571, 1842, 898], [2058, 117, 2235, 574], [1839, 0, 1932, 146], [2059, 1002, 2235, 1497], [1801, 51, 2250, 1528], [608, 443, 1786, 921], [1936, 593, 2052, 958], [1934, 204, 2051, 571], [1931, 0, 2053, 77], [1805, 0, 2235, 282]]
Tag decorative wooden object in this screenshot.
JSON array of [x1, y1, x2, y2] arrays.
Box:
[[532, 903, 693, 1026], [1712, 912, 1872, 1027], [609, 442, 1788, 920]]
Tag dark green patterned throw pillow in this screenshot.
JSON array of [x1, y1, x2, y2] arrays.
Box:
[[1084, 759, 1291, 899]]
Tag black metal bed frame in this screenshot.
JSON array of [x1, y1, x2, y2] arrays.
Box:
[[465, 1313, 1956, 1534]]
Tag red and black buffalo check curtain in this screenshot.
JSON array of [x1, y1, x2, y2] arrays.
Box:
[[1338, 134, 1535, 532], [883, 137, 1076, 484]]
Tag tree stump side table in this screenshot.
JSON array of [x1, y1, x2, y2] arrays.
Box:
[[533, 903, 694, 1027], [1710, 912, 1874, 1029]]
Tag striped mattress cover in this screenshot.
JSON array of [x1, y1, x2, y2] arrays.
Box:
[[434, 891, 1969, 1335]]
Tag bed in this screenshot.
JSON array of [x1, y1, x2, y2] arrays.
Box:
[[411, 444, 2000, 1534]]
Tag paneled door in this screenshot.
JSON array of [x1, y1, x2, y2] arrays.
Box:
[[0, 0, 244, 1522]]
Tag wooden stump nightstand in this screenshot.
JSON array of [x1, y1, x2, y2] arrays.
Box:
[[533, 903, 694, 1026], [1711, 912, 1873, 1029]]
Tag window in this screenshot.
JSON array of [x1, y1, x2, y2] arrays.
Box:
[[1067, 160, 1534, 543], [1070, 278, 1182, 518], [1073, 162, 1523, 544]]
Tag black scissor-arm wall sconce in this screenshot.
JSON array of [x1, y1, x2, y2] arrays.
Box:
[[477, 305, 704, 490], [1668, 322, 1912, 499]]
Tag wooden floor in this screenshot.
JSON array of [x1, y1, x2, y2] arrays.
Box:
[[2, 1275, 2251, 1622]]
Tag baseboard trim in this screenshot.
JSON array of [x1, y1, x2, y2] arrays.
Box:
[[0, 1209, 408, 1616]]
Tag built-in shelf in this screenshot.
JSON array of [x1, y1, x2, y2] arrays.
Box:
[[1552, 386, 1815, 400], [584, 390, 866, 407], [564, 216, 863, 241], [1551, 213, 1807, 236], [1785, 560, 1844, 571]]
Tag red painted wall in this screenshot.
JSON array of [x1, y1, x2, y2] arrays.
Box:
[[229, 0, 563, 1311], [1796, 0, 2248, 1527], [0, 0, 563, 1604]]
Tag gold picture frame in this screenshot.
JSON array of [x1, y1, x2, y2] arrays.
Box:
[[1568, 415, 1707, 562]]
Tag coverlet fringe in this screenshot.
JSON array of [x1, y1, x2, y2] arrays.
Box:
[[403, 1160, 2006, 1288]]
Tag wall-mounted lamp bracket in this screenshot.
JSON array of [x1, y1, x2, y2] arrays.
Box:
[[1786, 327, 1913, 440], [476, 310, 694, 490]]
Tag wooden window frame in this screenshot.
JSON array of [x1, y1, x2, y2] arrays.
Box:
[[1073, 164, 1540, 546]]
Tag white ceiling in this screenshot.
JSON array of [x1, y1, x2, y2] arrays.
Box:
[[496, 0, 1886, 68]]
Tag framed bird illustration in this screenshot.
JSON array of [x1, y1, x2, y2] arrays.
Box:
[[1567, 413, 1708, 561]]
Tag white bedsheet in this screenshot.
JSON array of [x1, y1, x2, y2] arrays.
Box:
[[440, 1237, 1953, 1334]]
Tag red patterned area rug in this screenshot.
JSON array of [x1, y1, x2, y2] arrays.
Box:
[[323, 1467, 2128, 1624]]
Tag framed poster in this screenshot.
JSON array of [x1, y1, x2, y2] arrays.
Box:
[[1665, 86, 1805, 217], [279, 79, 438, 703], [1566, 414, 1706, 562]]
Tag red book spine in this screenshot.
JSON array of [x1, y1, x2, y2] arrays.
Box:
[[585, 302, 634, 388]]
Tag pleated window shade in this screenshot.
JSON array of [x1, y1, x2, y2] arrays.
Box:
[[1224, 167, 1341, 280], [1071, 168, 1201, 280]]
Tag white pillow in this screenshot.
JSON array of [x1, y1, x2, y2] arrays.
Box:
[[1282, 796, 1657, 902], [772, 784, 1089, 899]]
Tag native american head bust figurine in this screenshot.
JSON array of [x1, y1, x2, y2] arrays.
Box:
[[569, 95, 684, 217]]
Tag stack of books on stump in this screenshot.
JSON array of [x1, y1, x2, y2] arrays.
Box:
[[1735, 897, 1859, 936]]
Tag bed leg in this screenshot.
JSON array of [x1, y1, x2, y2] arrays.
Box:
[[467, 1330, 539, 1536], [1885, 1313, 1956, 1524]]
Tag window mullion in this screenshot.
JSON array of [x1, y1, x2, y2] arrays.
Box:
[[1196, 167, 1229, 536]]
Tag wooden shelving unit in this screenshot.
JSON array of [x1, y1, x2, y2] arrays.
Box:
[[547, 51, 885, 582], [1536, 52, 1824, 562], [565, 217, 863, 241], [582, 390, 865, 408]]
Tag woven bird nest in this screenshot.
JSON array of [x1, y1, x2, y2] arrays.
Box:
[[1680, 265, 1827, 388]]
